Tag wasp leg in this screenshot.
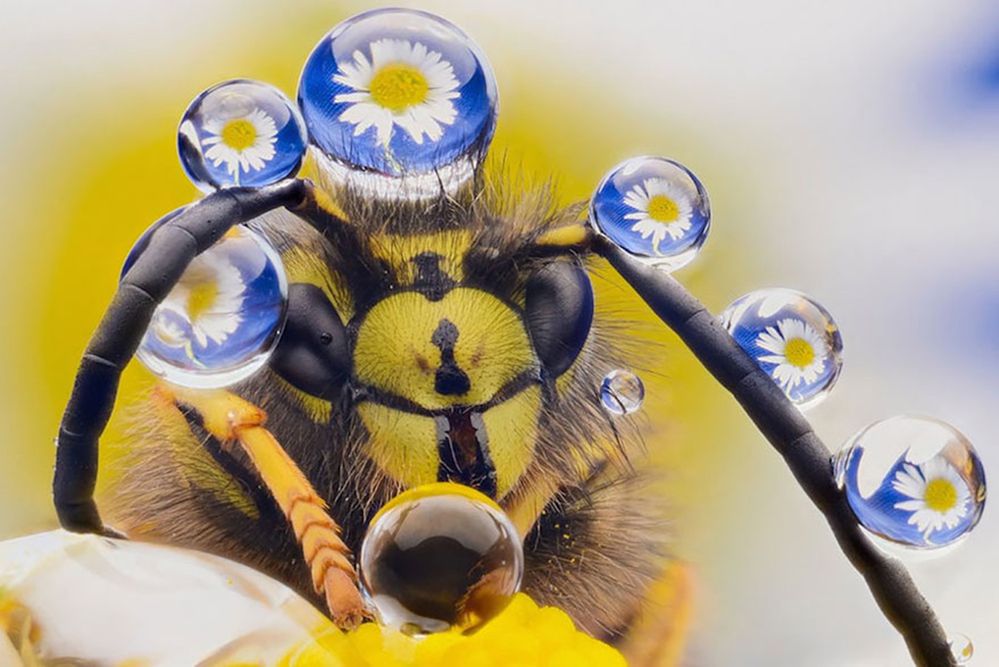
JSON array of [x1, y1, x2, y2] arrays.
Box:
[[163, 386, 368, 630], [54, 181, 307, 536]]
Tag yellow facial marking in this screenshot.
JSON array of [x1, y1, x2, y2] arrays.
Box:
[[924, 478, 958, 513], [354, 288, 535, 410], [357, 403, 440, 489], [220, 118, 257, 150], [186, 281, 219, 321], [784, 337, 816, 369], [370, 63, 430, 112], [481, 386, 541, 498], [647, 194, 680, 223]]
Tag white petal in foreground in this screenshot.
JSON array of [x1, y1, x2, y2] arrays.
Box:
[[0, 530, 330, 665]]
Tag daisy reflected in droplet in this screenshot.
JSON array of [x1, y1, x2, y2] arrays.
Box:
[[622, 177, 694, 254], [160, 254, 246, 349], [201, 108, 278, 181], [892, 457, 972, 541], [333, 38, 460, 147], [755, 318, 829, 392]]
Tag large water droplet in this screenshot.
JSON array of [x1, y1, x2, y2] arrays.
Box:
[[950, 633, 974, 664], [834, 416, 986, 550], [590, 156, 711, 271], [359, 483, 523, 635], [179, 79, 307, 191], [299, 8, 498, 198], [720, 288, 843, 409], [600, 370, 645, 416], [125, 225, 288, 388]]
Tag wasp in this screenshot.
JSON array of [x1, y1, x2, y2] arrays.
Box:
[[52, 8, 693, 664]]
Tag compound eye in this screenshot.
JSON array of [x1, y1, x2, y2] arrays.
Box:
[[298, 8, 498, 197], [178, 79, 308, 192], [524, 261, 594, 378], [124, 224, 288, 388], [269, 284, 351, 400]]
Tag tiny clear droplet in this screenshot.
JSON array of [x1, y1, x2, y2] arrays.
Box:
[[360, 483, 523, 634], [721, 288, 843, 409], [179, 79, 307, 191], [834, 416, 986, 550], [600, 370, 645, 416], [124, 224, 288, 388], [299, 8, 498, 198], [950, 633, 974, 664], [590, 156, 711, 271]]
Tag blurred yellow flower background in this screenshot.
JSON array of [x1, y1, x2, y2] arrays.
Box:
[[12, 1, 995, 664]]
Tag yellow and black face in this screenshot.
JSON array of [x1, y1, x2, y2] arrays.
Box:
[[271, 200, 598, 502], [349, 229, 544, 499]]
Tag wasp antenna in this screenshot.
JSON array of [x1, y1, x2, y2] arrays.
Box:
[[54, 182, 306, 536], [593, 235, 956, 667]]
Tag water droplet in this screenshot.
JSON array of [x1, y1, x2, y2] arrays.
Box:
[[298, 8, 498, 198], [834, 416, 986, 550], [600, 370, 645, 416], [359, 482, 523, 634], [950, 633, 974, 664], [125, 225, 288, 388], [590, 156, 711, 271], [720, 288, 843, 409], [179, 79, 307, 191]]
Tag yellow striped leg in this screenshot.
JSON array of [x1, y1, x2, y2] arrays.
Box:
[[163, 386, 368, 629]]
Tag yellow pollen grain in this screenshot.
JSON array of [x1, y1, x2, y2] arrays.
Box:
[[370, 63, 430, 112], [924, 478, 958, 513], [647, 194, 680, 222], [187, 281, 219, 321], [783, 337, 815, 369], [221, 118, 257, 150]]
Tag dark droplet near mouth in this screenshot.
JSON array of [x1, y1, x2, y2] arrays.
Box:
[[435, 411, 497, 498]]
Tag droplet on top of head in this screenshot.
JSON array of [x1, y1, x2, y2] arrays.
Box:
[[179, 79, 307, 191], [590, 156, 711, 271], [359, 482, 523, 635], [298, 8, 498, 199], [834, 416, 986, 551], [720, 288, 843, 409]]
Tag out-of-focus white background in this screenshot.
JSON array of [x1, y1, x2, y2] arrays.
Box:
[[1, 1, 996, 664]]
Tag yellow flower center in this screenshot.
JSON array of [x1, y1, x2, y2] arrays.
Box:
[[370, 63, 430, 112], [647, 194, 680, 223], [220, 118, 258, 151], [783, 337, 815, 369], [187, 281, 219, 321], [924, 478, 958, 513]]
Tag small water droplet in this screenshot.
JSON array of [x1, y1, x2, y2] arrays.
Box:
[[950, 633, 974, 664], [590, 156, 711, 271], [179, 79, 307, 191], [359, 483, 523, 634], [833, 416, 986, 551], [600, 370, 645, 416], [721, 288, 843, 409]]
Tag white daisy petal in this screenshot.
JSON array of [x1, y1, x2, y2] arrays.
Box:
[[332, 38, 461, 148], [199, 108, 278, 182]]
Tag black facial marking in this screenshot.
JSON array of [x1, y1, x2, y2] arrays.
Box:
[[412, 252, 456, 301], [432, 319, 471, 396]]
